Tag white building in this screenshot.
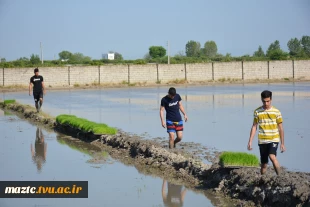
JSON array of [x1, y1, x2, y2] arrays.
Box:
[[107, 53, 115, 60]]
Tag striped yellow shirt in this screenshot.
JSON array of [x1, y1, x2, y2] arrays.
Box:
[[253, 106, 283, 144]]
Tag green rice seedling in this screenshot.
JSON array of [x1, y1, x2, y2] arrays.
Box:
[[219, 151, 260, 167], [4, 99, 16, 105], [56, 114, 117, 135]]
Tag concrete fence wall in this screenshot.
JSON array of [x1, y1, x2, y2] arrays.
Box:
[[1, 60, 309, 87]]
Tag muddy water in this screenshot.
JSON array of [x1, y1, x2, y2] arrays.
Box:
[[0, 112, 220, 207], [2, 82, 310, 172]]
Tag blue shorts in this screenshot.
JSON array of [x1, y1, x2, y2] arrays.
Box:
[[166, 120, 183, 133]]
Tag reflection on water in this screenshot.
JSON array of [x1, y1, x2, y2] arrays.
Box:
[[0, 113, 223, 207], [31, 127, 47, 173], [2, 83, 310, 172], [56, 134, 100, 156], [162, 179, 187, 207]]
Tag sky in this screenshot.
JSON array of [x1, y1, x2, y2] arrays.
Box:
[[0, 0, 309, 61]]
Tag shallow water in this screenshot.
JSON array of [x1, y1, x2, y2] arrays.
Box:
[[2, 82, 310, 172], [0, 113, 220, 207]]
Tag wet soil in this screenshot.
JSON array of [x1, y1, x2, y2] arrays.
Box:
[[1, 102, 310, 207]]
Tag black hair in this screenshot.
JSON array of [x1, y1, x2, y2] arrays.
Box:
[[34, 68, 39, 73], [261, 90, 272, 99], [168, 87, 176, 96]]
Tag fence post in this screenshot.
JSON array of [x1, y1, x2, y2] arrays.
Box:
[[184, 63, 187, 81], [212, 62, 214, 81], [267, 61, 270, 79], [241, 61, 244, 80], [292, 60, 295, 79], [156, 64, 159, 82], [98, 65, 101, 85], [68, 66, 70, 86], [128, 64, 130, 84]]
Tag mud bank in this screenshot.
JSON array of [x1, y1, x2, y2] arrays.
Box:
[[1, 102, 310, 207]]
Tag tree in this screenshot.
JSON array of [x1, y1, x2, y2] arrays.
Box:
[[114, 52, 123, 60], [301, 35, 310, 56], [203, 41, 217, 57], [69, 53, 91, 63], [149, 46, 166, 59], [268, 49, 288, 60], [30, 54, 40, 64], [185, 40, 201, 57], [0, 58, 6, 62], [253, 46, 265, 57], [58, 50, 72, 60], [287, 38, 302, 56], [18, 57, 29, 61], [266, 40, 281, 57]]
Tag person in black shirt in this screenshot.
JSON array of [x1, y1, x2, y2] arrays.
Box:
[[29, 68, 46, 112], [160, 87, 188, 149], [31, 127, 47, 173]]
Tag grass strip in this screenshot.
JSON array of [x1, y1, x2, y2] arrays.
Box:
[[56, 114, 117, 135], [219, 151, 260, 167]]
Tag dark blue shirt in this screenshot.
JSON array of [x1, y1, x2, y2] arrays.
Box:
[[161, 94, 182, 122]]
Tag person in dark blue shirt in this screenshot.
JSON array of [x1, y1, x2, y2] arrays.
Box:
[[160, 87, 188, 149]]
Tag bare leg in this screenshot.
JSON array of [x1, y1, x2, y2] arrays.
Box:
[[261, 163, 268, 175], [39, 98, 43, 107], [269, 154, 281, 175], [174, 131, 183, 148], [168, 132, 175, 149]]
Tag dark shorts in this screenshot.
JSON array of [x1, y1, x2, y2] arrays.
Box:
[[259, 142, 279, 164], [33, 91, 43, 102], [166, 120, 183, 133]]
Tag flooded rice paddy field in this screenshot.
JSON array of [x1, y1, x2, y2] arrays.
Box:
[[0, 113, 220, 207], [2, 82, 309, 172], [1, 82, 310, 206]]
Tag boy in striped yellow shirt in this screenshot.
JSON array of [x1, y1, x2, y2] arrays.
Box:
[[247, 90, 286, 175]]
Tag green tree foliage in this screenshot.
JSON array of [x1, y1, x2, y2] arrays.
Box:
[[301, 35, 310, 57], [30, 54, 41, 64], [203, 41, 218, 57], [185, 40, 201, 57], [58, 50, 72, 60], [287, 38, 302, 56], [69, 53, 91, 64], [268, 49, 288, 60], [149, 46, 166, 58], [18, 57, 29, 61], [253, 46, 265, 57], [266, 40, 281, 57], [114, 52, 123, 60]]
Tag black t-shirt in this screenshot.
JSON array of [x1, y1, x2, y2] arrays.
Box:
[[30, 75, 43, 92], [161, 94, 182, 122]]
